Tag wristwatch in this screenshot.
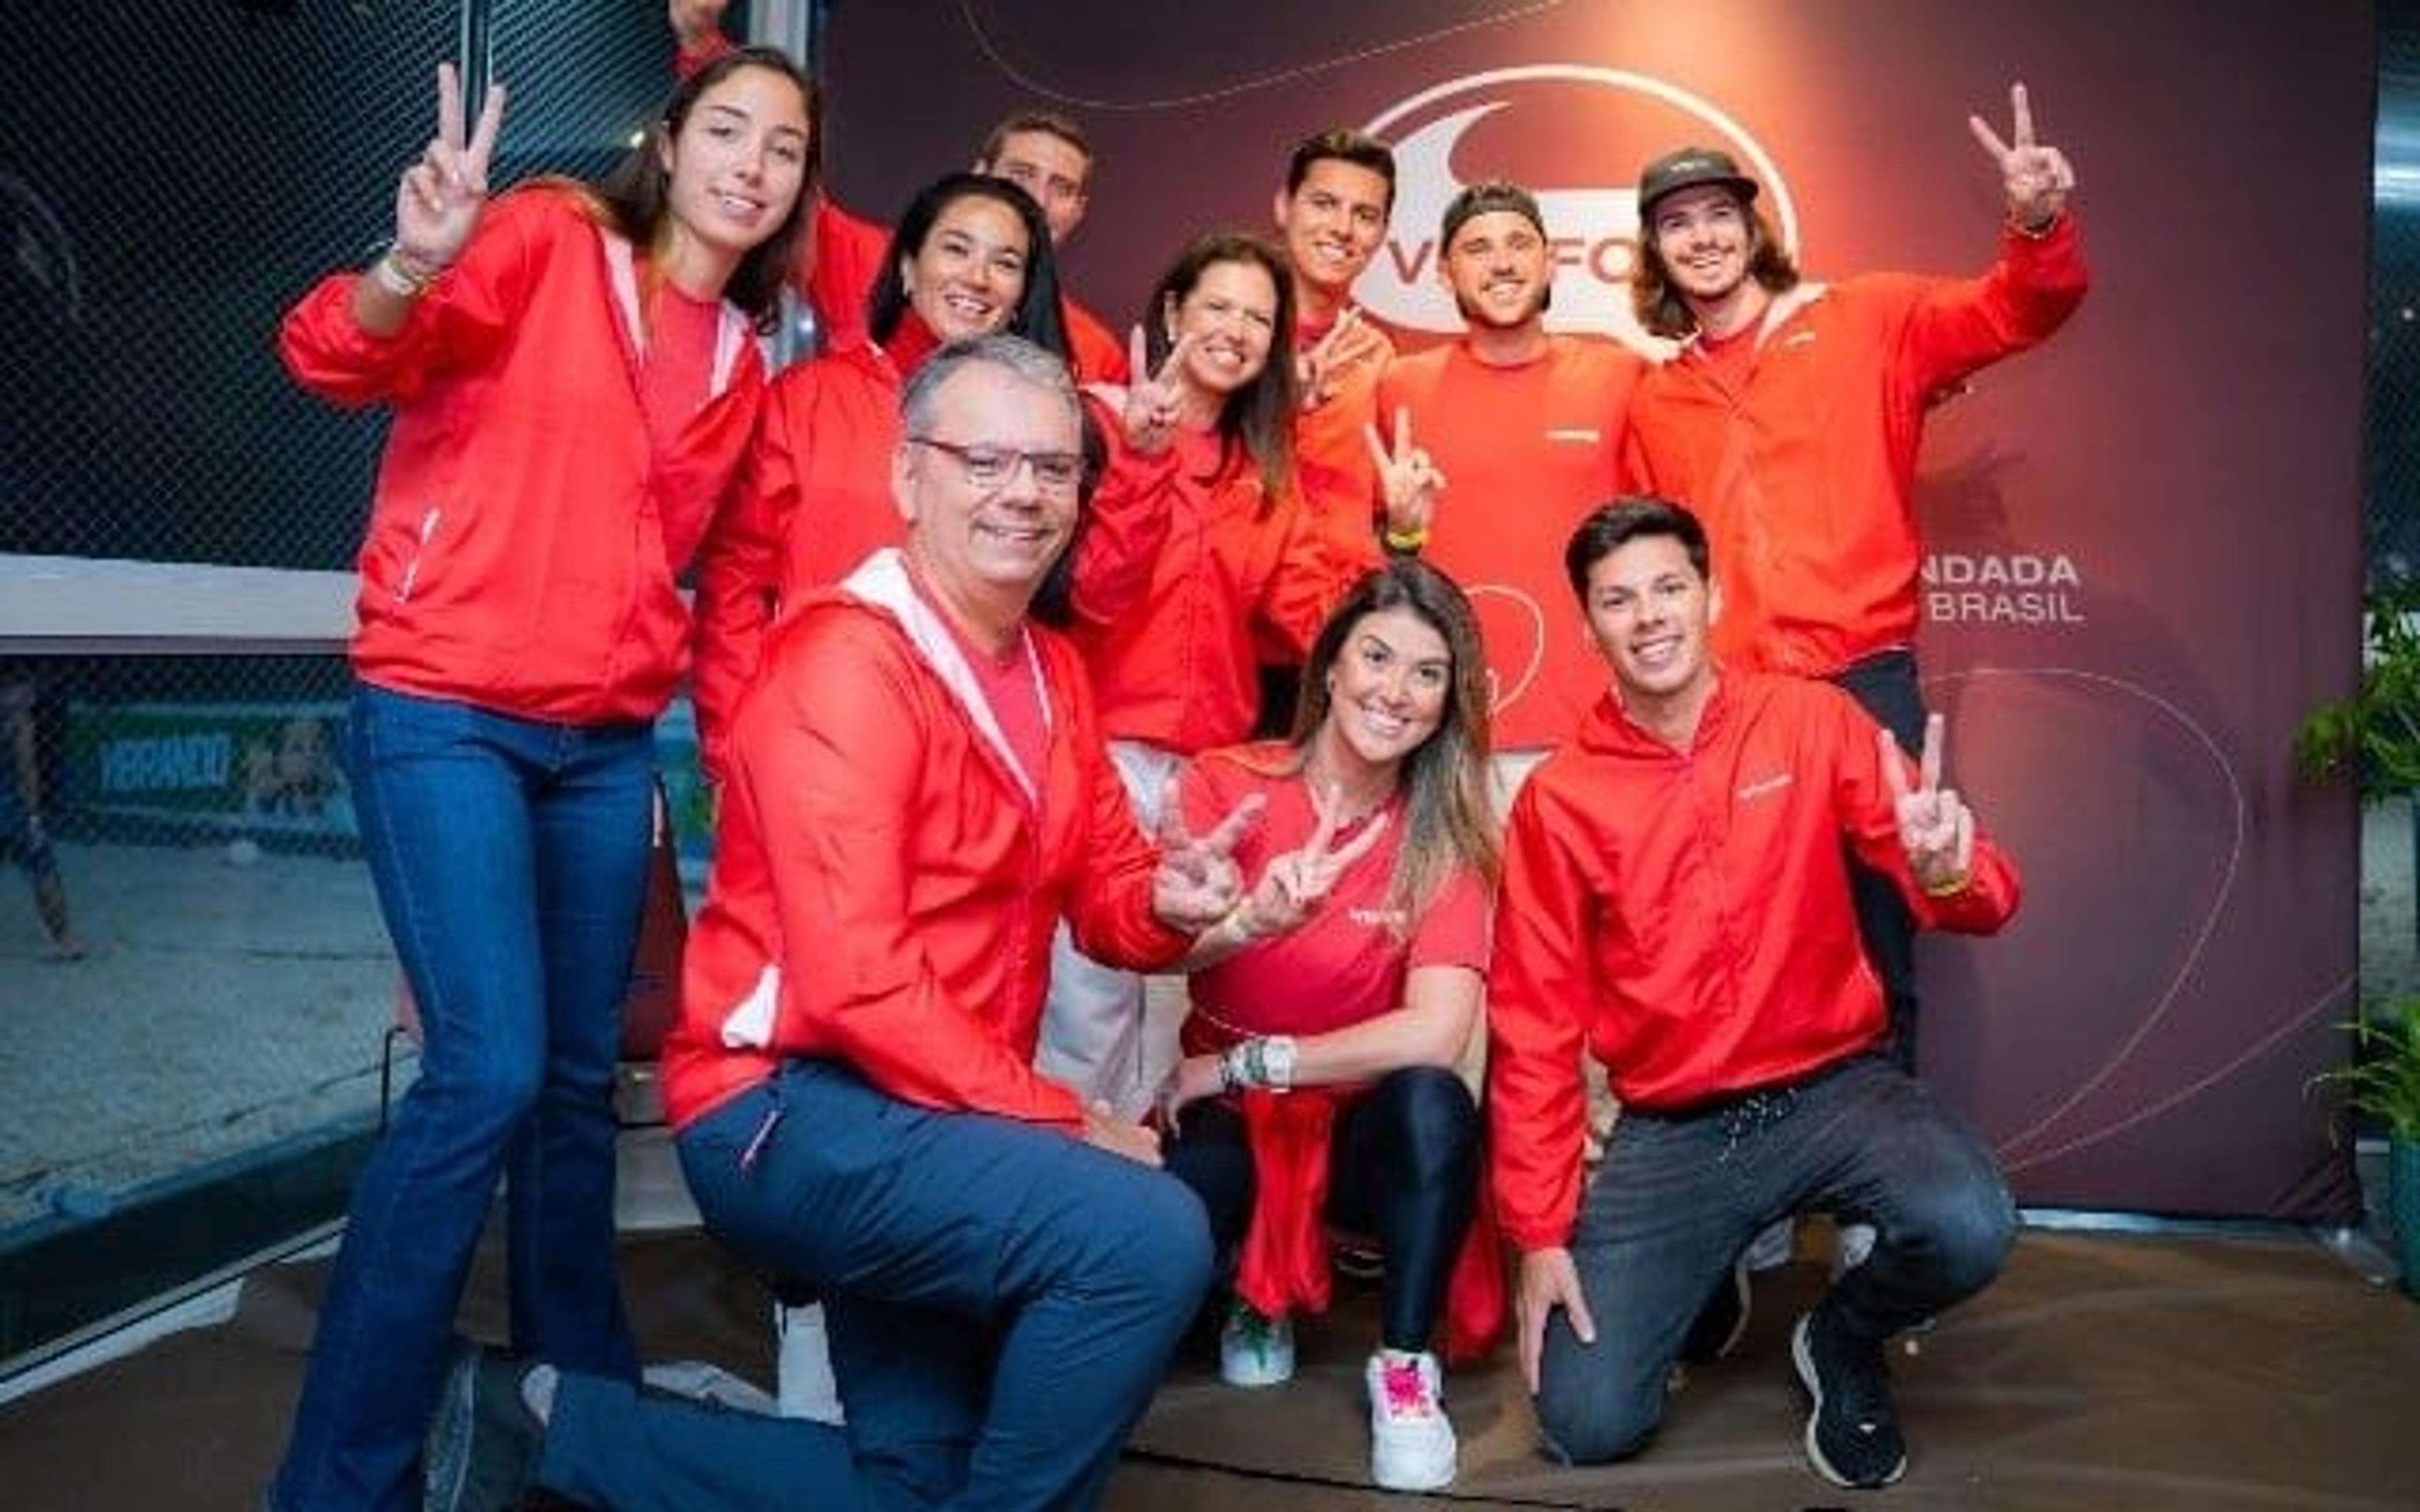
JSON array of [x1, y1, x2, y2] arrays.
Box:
[[1258, 1034, 1298, 1092]]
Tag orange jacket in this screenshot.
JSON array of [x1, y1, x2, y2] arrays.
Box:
[[1072, 429, 1373, 754], [663, 552, 1192, 1131], [1378, 336, 1642, 750], [691, 321, 1173, 777], [279, 186, 764, 724], [1487, 672, 2019, 1250], [1622, 217, 2089, 677]]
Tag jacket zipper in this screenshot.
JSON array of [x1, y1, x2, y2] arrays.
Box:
[[394, 507, 443, 602]]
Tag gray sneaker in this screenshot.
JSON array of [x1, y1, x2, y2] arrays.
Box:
[[423, 1341, 544, 1512]]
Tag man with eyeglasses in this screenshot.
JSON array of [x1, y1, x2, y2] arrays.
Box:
[[425, 336, 1254, 1511]]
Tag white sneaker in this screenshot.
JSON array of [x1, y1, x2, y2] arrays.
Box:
[[1833, 1222, 1877, 1279], [1365, 1349, 1457, 1492], [1218, 1301, 1296, 1388], [641, 1359, 776, 1415], [775, 1300, 846, 1424]]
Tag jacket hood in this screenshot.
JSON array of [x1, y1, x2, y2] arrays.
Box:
[[832, 549, 1049, 806]]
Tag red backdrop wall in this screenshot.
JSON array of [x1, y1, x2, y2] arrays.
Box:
[[819, 0, 2374, 1220]]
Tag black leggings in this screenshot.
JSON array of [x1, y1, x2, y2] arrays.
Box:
[[1165, 1064, 1480, 1353]]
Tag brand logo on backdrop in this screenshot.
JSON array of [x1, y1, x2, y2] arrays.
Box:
[[1357, 66, 1799, 341], [1922, 551, 2088, 626]]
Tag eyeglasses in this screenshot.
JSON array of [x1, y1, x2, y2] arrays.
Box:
[[906, 436, 1084, 496]]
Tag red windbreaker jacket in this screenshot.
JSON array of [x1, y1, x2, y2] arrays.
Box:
[[662, 551, 1192, 1131], [1622, 217, 2089, 677], [279, 186, 764, 724], [1073, 428, 1374, 754], [1487, 672, 2019, 1251]]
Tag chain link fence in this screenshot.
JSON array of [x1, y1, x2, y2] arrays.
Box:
[[0, 1, 723, 1364]]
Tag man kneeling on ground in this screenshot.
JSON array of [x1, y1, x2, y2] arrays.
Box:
[[1488, 498, 2023, 1491], [424, 336, 1256, 1511]]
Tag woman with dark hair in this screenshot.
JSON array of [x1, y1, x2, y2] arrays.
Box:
[[691, 171, 1078, 770], [1039, 230, 1422, 1120], [267, 49, 815, 1512], [1158, 559, 1502, 1494]]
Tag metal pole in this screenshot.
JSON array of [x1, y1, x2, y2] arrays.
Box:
[[458, 0, 495, 125]]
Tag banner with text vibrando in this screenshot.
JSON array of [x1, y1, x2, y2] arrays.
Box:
[[819, 0, 2373, 1220]]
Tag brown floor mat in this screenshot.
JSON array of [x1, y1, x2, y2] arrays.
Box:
[[3, 1228, 2416, 1509]]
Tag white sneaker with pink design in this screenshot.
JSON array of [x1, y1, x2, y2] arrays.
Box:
[[1364, 1348, 1457, 1491]]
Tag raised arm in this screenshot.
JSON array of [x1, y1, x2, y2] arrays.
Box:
[[279, 64, 529, 406], [1849, 709, 2020, 934]]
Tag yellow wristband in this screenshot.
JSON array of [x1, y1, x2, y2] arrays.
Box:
[[1383, 525, 1429, 554], [1922, 871, 1971, 898]]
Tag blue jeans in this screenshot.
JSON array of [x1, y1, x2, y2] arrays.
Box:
[[533, 1060, 1214, 1511], [270, 685, 652, 1511], [1531, 1055, 2015, 1464]]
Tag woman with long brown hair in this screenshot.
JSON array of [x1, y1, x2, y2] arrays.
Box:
[[267, 49, 814, 1510]]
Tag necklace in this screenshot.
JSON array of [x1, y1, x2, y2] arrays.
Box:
[[1301, 752, 1393, 829]]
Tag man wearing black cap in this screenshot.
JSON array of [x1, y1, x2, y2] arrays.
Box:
[[1371, 181, 1644, 759], [1622, 84, 2086, 1081]]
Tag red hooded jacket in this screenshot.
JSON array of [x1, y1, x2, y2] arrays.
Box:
[[1488, 672, 2019, 1251], [279, 186, 764, 724]]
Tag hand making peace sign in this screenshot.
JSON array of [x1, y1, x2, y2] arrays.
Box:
[[1881, 713, 1975, 896], [1968, 81, 2075, 234], [1150, 788, 1265, 932], [1119, 325, 1202, 455], [1236, 779, 1392, 937], [1298, 305, 1386, 411], [1363, 404, 1448, 539], [395, 62, 509, 277]]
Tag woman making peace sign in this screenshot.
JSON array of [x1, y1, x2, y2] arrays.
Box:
[[268, 50, 815, 1511], [1158, 559, 1503, 1495]]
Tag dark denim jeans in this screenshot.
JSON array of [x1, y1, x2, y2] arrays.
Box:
[[1531, 1055, 2015, 1464], [531, 1061, 1214, 1512], [269, 684, 652, 1511], [1834, 650, 1928, 1071]]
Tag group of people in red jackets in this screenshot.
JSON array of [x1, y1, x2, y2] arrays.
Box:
[[260, 6, 2084, 1507]]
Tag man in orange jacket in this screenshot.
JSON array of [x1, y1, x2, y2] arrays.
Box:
[[1491, 498, 2023, 1492], [1621, 84, 2085, 1075]]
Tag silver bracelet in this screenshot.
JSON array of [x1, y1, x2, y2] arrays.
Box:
[[367, 246, 439, 299]]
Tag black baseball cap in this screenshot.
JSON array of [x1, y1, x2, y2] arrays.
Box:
[[1636, 146, 1759, 218], [1439, 180, 1546, 249]]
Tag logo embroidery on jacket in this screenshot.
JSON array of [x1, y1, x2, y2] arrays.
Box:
[[1736, 772, 1794, 801]]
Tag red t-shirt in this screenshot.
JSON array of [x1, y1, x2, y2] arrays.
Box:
[[637, 280, 724, 460], [1176, 743, 1490, 1050], [909, 564, 1051, 805], [1376, 335, 1642, 750]]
